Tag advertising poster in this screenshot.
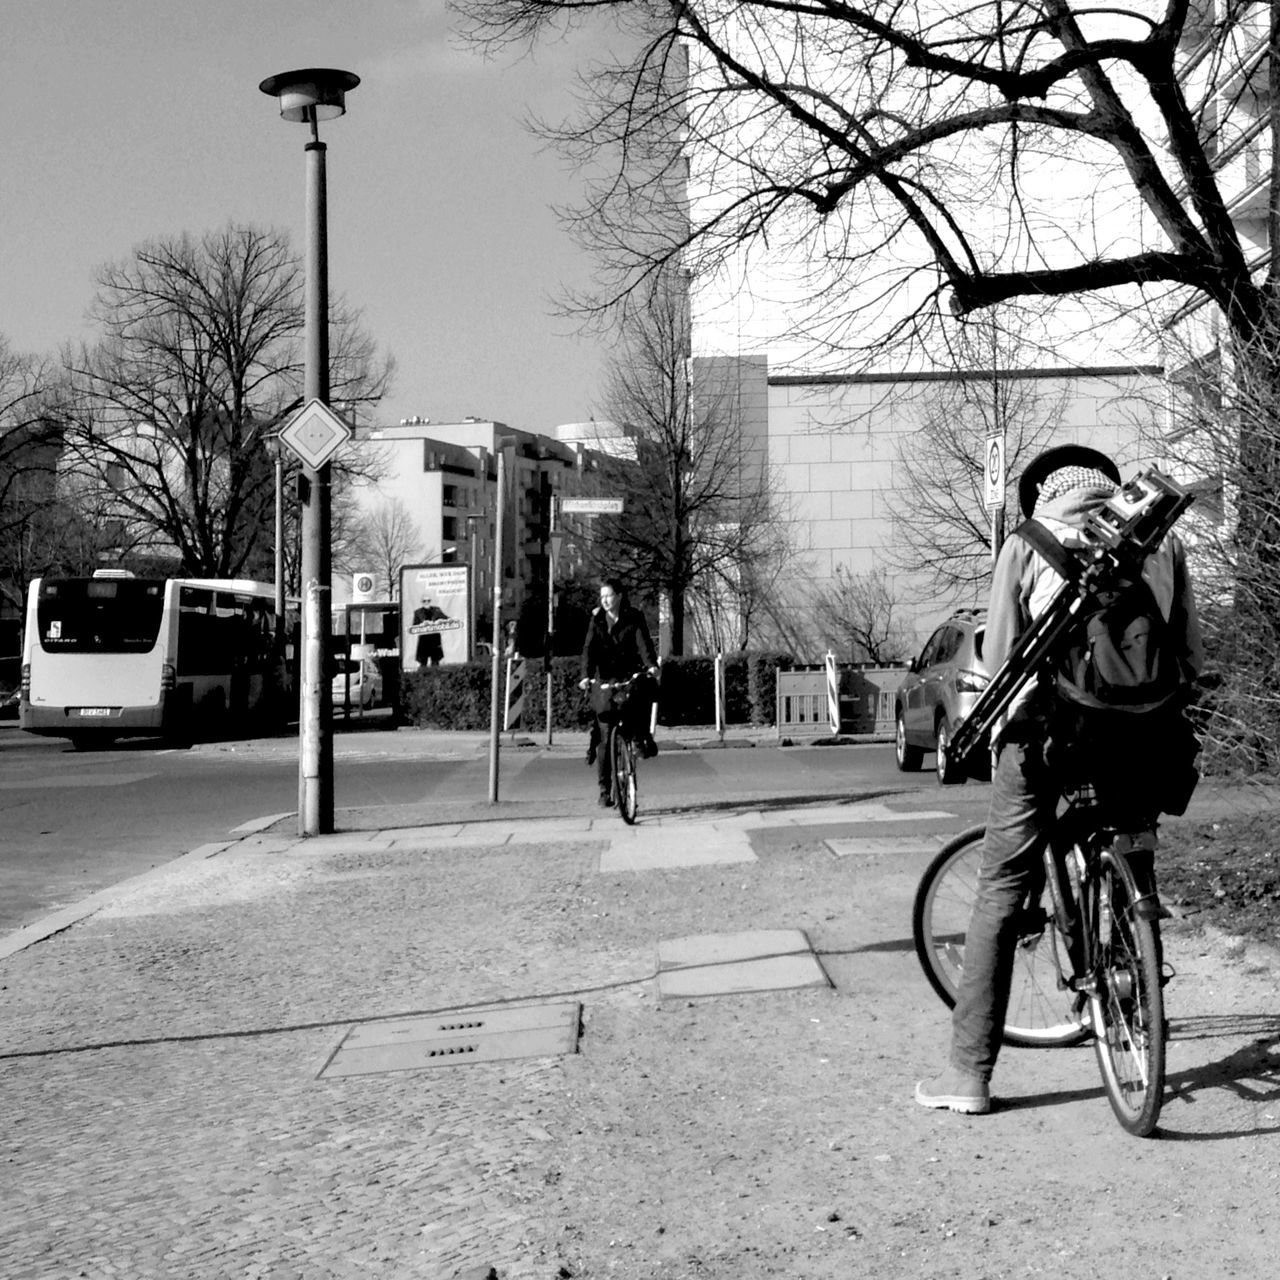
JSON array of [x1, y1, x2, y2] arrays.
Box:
[[400, 563, 469, 669]]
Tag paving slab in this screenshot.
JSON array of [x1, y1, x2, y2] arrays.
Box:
[[599, 826, 757, 872], [825, 834, 948, 857], [655, 928, 830, 1000]]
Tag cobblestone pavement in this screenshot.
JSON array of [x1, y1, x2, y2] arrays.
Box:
[[2, 739, 1278, 1279]]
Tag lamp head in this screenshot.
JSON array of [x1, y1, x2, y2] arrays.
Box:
[[259, 68, 359, 123]]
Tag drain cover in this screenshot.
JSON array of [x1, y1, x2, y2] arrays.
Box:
[[319, 1002, 581, 1078]]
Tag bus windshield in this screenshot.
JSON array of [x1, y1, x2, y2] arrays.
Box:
[[36, 578, 167, 654]]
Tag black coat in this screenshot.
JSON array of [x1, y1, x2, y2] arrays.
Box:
[[580, 605, 657, 683]]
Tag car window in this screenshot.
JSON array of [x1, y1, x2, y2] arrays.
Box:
[[916, 631, 941, 669], [933, 626, 962, 666]]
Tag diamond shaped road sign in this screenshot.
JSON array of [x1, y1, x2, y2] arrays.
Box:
[[279, 399, 353, 470]]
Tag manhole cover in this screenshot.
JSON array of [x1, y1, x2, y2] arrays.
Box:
[[319, 1002, 581, 1078]]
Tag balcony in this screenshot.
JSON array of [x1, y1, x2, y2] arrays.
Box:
[[1216, 121, 1271, 219]]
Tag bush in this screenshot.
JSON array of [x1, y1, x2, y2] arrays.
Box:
[[399, 649, 797, 731]]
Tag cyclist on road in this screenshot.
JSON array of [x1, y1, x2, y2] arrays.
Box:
[[579, 578, 660, 807], [915, 444, 1204, 1115]]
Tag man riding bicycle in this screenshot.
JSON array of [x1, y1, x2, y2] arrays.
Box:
[[579, 578, 660, 808], [915, 444, 1204, 1115]]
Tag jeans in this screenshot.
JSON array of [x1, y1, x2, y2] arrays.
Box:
[[949, 731, 1058, 1081]]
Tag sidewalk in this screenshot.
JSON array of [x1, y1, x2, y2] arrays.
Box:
[[2, 742, 1278, 1279]]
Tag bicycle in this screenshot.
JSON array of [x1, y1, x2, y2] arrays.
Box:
[[913, 785, 1168, 1136], [585, 672, 648, 825]]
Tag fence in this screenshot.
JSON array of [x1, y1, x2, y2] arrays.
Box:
[[775, 663, 907, 738]]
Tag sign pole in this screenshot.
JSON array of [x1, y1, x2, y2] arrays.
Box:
[[488, 441, 512, 802], [546, 497, 559, 746], [983, 432, 1006, 568]]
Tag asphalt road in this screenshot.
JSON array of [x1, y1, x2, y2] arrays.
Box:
[[0, 718, 956, 935]]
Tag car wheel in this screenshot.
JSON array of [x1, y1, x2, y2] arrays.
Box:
[[935, 716, 963, 785], [896, 709, 924, 772]]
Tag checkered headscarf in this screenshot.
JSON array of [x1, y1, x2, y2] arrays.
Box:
[[1034, 465, 1117, 511]]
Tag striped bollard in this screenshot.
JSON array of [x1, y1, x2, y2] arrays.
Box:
[[825, 650, 840, 735], [504, 654, 525, 731]]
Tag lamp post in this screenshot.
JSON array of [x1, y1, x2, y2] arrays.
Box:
[[488, 440, 515, 802], [259, 66, 359, 836]]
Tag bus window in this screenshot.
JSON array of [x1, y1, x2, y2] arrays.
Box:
[[37, 579, 165, 653]]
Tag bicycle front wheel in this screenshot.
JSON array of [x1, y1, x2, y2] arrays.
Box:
[[913, 826, 1089, 1048], [1090, 853, 1166, 1136], [612, 727, 638, 825]]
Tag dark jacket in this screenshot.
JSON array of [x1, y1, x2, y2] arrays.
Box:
[[580, 605, 657, 683]]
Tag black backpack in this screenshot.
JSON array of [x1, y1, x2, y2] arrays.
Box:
[[1017, 518, 1181, 714], [1017, 518, 1199, 817]]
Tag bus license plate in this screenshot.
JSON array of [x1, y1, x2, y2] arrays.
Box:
[[74, 707, 114, 717]]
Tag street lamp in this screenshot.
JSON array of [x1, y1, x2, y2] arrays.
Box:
[[259, 66, 359, 836]]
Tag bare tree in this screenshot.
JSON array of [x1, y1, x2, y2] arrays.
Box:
[[805, 565, 915, 665], [596, 269, 795, 653], [458, 2, 1280, 545], [460, 2, 1274, 349], [342, 497, 423, 600], [60, 224, 393, 581], [885, 319, 1072, 605], [0, 344, 128, 627]]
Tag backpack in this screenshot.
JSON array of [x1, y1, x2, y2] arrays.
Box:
[[1016, 519, 1180, 714], [1017, 518, 1199, 817]]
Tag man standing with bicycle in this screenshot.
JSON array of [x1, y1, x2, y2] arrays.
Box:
[[579, 578, 661, 807], [915, 444, 1204, 1115]]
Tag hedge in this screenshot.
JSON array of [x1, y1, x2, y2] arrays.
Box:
[[399, 649, 796, 731]]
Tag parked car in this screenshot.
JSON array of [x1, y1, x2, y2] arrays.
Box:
[[895, 609, 990, 784], [332, 655, 383, 710]]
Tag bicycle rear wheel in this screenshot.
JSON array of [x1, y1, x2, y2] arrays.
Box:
[[913, 826, 1089, 1048], [612, 726, 638, 824], [1090, 853, 1166, 1136]]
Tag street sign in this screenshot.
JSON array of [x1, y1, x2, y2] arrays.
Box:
[[560, 497, 624, 515], [983, 435, 1006, 508], [279, 399, 352, 470]]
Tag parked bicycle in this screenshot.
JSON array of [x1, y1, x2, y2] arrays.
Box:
[[585, 672, 648, 824], [913, 785, 1169, 1136]]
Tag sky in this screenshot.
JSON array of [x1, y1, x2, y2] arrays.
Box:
[[3, 0, 621, 433]]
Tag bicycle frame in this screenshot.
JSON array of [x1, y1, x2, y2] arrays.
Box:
[[913, 790, 1168, 1135], [588, 673, 647, 824], [1041, 795, 1167, 1135]]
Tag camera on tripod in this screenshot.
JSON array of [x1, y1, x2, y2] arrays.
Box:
[[1079, 469, 1194, 564]]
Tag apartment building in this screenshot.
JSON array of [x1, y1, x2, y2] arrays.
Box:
[[345, 417, 622, 654]]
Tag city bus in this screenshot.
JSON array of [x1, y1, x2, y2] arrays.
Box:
[[19, 572, 296, 749]]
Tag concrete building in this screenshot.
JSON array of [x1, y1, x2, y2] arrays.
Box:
[[690, 354, 1165, 645]]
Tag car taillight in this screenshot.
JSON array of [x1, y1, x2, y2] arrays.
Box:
[[956, 670, 989, 694], [161, 662, 175, 692], [21, 663, 30, 699]]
